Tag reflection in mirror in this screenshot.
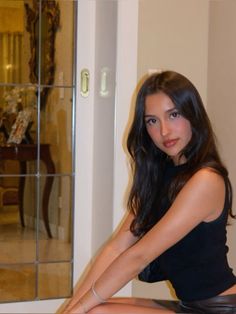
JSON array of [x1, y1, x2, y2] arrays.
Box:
[[25, 0, 60, 109], [0, 85, 37, 145], [40, 87, 73, 174], [0, 0, 76, 303], [0, 264, 36, 302], [0, 1, 25, 84]]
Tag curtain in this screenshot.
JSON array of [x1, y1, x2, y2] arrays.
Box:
[[0, 32, 22, 84]]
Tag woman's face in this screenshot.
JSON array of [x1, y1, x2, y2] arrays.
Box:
[[144, 92, 192, 165]]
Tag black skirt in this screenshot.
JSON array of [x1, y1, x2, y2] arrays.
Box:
[[154, 294, 236, 313]]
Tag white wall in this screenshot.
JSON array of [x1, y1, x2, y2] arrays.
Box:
[[112, 0, 139, 296], [91, 0, 117, 254], [133, 0, 210, 300], [113, 1, 139, 229]]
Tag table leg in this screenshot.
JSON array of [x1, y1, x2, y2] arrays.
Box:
[[41, 147, 55, 238], [19, 162, 26, 227], [42, 175, 54, 238]]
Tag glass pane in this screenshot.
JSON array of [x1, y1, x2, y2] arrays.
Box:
[[40, 87, 73, 174], [40, 0, 75, 87], [0, 176, 37, 263], [38, 262, 72, 299], [0, 84, 38, 176], [0, 264, 36, 302], [38, 175, 72, 261], [0, 0, 37, 85]]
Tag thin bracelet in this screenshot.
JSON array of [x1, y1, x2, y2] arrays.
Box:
[[91, 282, 106, 303], [78, 300, 87, 314]]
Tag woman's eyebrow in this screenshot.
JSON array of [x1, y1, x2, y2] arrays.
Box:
[[144, 107, 177, 117], [166, 107, 177, 113], [144, 114, 156, 118]]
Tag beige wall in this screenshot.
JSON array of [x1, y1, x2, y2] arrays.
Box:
[[137, 0, 209, 104], [207, 0, 236, 269], [134, 0, 210, 300]]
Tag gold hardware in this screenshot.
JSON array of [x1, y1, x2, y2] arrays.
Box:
[[80, 69, 89, 97]]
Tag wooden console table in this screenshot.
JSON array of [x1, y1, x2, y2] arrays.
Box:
[[0, 144, 55, 238]]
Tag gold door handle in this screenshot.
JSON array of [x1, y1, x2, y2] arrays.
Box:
[[80, 69, 89, 97]]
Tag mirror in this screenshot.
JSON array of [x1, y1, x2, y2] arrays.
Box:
[[25, 0, 60, 109], [0, 0, 76, 303]]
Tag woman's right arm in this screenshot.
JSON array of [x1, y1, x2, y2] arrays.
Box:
[[60, 211, 138, 313]]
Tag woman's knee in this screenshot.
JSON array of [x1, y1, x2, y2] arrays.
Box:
[[88, 304, 110, 314]]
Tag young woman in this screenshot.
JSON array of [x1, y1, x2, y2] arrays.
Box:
[[62, 71, 236, 313]]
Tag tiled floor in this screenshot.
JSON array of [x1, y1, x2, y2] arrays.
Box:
[[0, 207, 72, 302]]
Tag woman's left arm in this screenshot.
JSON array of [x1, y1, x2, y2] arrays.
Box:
[[70, 169, 225, 313]]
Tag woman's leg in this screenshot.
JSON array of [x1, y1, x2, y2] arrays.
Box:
[[87, 297, 176, 314]]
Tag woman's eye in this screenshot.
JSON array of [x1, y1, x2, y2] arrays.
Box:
[[146, 118, 157, 126], [170, 111, 180, 119]]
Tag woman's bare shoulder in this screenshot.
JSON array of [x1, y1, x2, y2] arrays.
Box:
[[182, 167, 225, 222], [189, 167, 225, 190]]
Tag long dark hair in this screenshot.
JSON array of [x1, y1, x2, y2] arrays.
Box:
[[127, 71, 234, 237]]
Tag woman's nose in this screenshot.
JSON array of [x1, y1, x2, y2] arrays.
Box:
[[160, 120, 170, 136]]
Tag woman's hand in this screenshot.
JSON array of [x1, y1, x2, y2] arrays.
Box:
[[58, 212, 138, 314]]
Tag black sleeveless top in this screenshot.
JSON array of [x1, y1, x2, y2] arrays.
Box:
[[139, 162, 236, 302]]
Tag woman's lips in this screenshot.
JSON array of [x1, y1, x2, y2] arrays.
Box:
[[163, 139, 179, 148]]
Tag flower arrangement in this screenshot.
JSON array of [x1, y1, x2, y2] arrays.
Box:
[[3, 87, 24, 114], [0, 86, 37, 144]]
